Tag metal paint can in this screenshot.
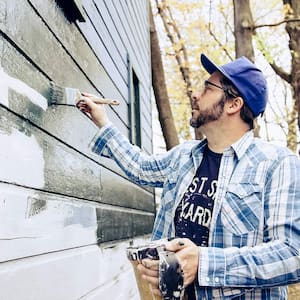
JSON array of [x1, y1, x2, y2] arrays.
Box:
[[127, 243, 163, 300]]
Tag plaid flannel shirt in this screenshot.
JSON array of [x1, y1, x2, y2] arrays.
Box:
[[91, 123, 300, 300]]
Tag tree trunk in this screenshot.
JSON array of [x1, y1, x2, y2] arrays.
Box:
[[286, 100, 298, 153], [255, 1, 299, 152], [233, 0, 255, 62], [155, 0, 203, 140], [233, 0, 262, 136], [149, 5, 179, 150], [283, 0, 300, 133]]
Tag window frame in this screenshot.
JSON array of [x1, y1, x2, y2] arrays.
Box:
[[55, 0, 86, 22]]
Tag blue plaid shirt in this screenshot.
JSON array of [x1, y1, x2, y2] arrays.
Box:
[[91, 124, 300, 300]]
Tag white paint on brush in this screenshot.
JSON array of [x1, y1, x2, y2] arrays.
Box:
[[0, 128, 45, 188], [0, 68, 48, 110]]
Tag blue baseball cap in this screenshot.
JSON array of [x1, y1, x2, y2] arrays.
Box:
[[200, 54, 268, 117]]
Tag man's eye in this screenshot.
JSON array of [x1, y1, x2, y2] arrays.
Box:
[[203, 85, 210, 92], [201, 88, 207, 97]]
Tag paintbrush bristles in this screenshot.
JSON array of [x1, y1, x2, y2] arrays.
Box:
[[50, 82, 63, 105], [64, 87, 81, 105], [50, 82, 81, 106], [50, 82, 120, 106]]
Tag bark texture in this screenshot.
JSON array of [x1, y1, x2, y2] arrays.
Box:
[[233, 0, 255, 62], [283, 0, 300, 138], [150, 5, 179, 150]]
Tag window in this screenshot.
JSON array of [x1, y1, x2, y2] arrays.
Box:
[[55, 0, 86, 22], [129, 70, 142, 147]]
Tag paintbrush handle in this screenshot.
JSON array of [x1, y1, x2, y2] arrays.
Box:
[[92, 98, 120, 105], [79, 95, 120, 106]]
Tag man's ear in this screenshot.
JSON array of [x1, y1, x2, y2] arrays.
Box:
[[226, 97, 244, 115]]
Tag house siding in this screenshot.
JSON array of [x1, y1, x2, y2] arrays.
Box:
[[0, 0, 154, 298]]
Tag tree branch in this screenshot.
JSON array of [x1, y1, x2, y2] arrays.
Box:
[[208, 0, 233, 61], [253, 18, 300, 30], [269, 62, 292, 84], [156, 0, 193, 99], [255, 36, 291, 83]]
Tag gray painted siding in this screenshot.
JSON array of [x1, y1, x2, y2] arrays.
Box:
[[0, 0, 154, 298], [92, 0, 153, 149]]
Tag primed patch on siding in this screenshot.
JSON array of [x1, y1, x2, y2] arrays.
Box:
[[0, 127, 45, 187], [0, 68, 48, 110]]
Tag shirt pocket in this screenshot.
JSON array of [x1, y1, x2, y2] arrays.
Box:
[[221, 183, 263, 235]]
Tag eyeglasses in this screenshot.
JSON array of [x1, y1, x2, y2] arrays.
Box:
[[204, 80, 224, 91], [204, 80, 240, 98]]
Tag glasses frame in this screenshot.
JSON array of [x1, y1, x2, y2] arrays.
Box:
[[204, 80, 224, 91], [204, 80, 240, 98]]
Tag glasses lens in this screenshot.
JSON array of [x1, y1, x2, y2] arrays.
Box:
[[205, 80, 223, 91]]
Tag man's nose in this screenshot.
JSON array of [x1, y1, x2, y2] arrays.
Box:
[[191, 91, 201, 103]]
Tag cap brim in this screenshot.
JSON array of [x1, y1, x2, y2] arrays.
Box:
[[200, 54, 228, 78]]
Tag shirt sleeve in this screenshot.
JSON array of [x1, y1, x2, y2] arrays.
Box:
[[198, 154, 300, 288], [89, 123, 179, 187]]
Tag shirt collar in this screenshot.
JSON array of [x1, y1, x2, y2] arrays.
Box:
[[191, 130, 254, 161], [190, 139, 207, 169], [229, 130, 254, 160]]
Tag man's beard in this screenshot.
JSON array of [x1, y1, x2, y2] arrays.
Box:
[[190, 96, 226, 128]]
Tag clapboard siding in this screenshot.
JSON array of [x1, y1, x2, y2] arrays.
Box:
[[120, 0, 150, 63], [0, 239, 150, 300], [0, 182, 154, 262], [0, 35, 128, 157], [31, 0, 130, 130], [78, 3, 129, 100], [108, 0, 152, 105], [0, 101, 154, 210], [92, 0, 128, 66], [82, 0, 128, 83], [0, 0, 154, 201], [1, 0, 130, 132], [0, 40, 154, 193], [97, 0, 153, 150], [108, 0, 150, 86], [0, 0, 154, 298]]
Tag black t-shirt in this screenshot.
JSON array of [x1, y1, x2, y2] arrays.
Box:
[[174, 145, 222, 299]]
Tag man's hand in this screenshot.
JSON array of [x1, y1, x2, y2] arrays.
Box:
[[76, 92, 110, 128], [137, 259, 161, 297], [136, 238, 199, 296], [165, 238, 199, 287]]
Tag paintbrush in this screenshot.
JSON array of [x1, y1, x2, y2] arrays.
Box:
[[49, 82, 120, 106]]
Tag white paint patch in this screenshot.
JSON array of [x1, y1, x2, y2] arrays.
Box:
[[0, 68, 48, 110], [0, 183, 98, 262], [0, 128, 45, 188], [0, 238, 151, 300]]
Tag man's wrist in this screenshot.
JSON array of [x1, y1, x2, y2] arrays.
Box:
[[95, 117, 110, 129]]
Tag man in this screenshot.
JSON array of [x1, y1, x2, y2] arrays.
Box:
[[78, 54, 300, 299]]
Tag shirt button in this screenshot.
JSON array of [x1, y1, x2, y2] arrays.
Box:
[[206, 277, 210, 282], [215, 277, 219, 283]]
